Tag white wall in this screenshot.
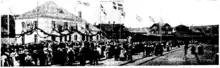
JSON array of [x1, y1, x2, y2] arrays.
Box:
[[15, 17, 87, 44]]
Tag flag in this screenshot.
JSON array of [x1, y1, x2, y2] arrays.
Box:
[[121, 12, 125, 17], [100, 4, 107, 15], [136, 15, 142, 22], [83, 2, 90, 6], [113, 2, 123, 10], [117, 3, 123, 10], [120, 9, 125, 17], [77, 1, 81, 4], [113, 2, 117, 9], [77, 0, 90, 6], [149, 16, 155, 23], [112, 2, 125, 17]]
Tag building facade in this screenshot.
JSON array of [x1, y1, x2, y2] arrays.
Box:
[[14, 1, 101, 44]]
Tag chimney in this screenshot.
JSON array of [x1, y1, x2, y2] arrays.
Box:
[[78, 11, 82, 18], [94, 22, 96, 25], [108, 21, 110, 24]]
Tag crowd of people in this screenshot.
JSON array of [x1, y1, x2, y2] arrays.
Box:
[[1, 40, 209, 66]]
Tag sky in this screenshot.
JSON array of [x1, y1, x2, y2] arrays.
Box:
[[1, 0, 220, 28]]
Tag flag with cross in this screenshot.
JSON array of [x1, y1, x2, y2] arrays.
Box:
[[112, 1, 125, 17], [100, 4, 107, 16], [136, 15, 142, 22]]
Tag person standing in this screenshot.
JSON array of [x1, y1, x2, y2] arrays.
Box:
[[198, 43, 204, 55], [24, 52, 34, 66], [101, 45, 106, 58], [114, 45, 121, 61], [159, 43, 164, 56], [79, 42, 89, 66], [184, 40, 189, 56], [39, 49, 46, 66], [166, 41, 170, 51], [67, 47, 75, 65], [32, 50, 39, 66], [155, 43, 159, 56], [94, 47, 100, 65], [191, 45, 196, 55], [18, 49, 26, 66], [127, 44, 133, 61], [96, 46, 102, 60], [120, 46, 127, 61]]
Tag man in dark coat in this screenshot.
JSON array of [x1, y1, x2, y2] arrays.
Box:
[[184, 40, 189, 56], [101, 45, 106, 58], [67, 48, 75, 65], [78, 42, 89, 66], [155, 43, 159, 56], [38, 49, 46, 66], [191, 45, 196, 55], [127, 44, 133, 61], [158, 43, 164, 56], [18, 49, 26, 66], [114, 45, 121, 61], [198, 43, 204, 55], [32, 50, 39, 66]]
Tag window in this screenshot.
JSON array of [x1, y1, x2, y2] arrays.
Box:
[[52, 21, 55, 29], [34, 21, 38, 29], [64, 22, 68, 29], [69, 35, 71, 41], [22, 35, 25, 45], [85, 24, 89, 29], [22, 22, 25, 29], [65, 35, 67, 41], [51, 35, 56, 41], [97, 35, 99, 40], [74, 35, 77, 41], [34, 34, 38, 43]]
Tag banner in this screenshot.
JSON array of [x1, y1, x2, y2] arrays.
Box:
[[23, 20, 35, 32]]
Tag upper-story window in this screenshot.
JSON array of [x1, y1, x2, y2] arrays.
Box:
[[22, 22, 25, 29], [34, 21, 38, 29], [64, 22, 68, 29], [52, 21, 56, 29]]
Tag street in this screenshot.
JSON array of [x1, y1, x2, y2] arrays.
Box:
[[139, 48, 198, 65], [122, 44, 217, 65]]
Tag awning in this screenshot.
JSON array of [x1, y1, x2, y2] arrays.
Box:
[[61, 30, 69, 34], [1, 38, 16, 44], [51, 31, 60, 36]]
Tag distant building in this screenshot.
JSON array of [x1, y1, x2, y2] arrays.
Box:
[[95, 23, 130, 40], [128, 27, 150, 35], [149, 23, 173, 35]]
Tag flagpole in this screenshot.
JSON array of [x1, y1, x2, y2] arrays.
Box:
[[8, 14, 10, 44], [37, 0, 39, 43], [159, 5, 162, 42], [100, 3, 102, 42], [118, 2, 121, 40], [159, 18, 162, 42]]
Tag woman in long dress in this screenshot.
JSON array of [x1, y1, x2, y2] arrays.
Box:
[[120, 47, 127, 61], [10, 50, 19, 66]]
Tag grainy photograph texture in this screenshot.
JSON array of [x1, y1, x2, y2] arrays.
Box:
[[0, 0, 219, 66]]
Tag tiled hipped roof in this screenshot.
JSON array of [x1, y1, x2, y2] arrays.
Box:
[[18, 1, 82, 21]]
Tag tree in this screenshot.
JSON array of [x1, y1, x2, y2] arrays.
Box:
[[175, 25, 190, 34]]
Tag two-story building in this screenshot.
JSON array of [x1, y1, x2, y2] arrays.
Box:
[[15, 1, 101, 44]]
